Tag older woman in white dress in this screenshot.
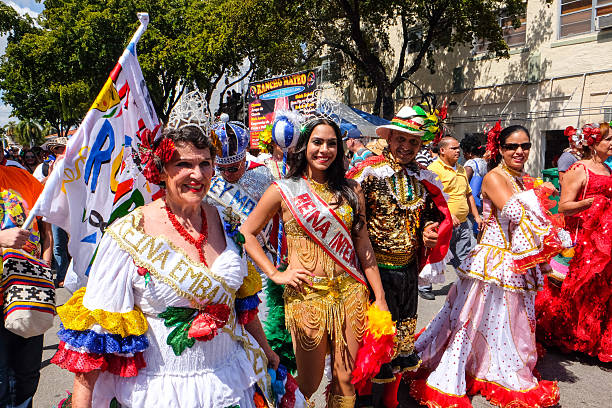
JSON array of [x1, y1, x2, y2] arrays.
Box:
[[51, 126, 293, 408]]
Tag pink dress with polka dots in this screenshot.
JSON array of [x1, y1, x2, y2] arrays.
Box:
[[411, 172, 561, 408]]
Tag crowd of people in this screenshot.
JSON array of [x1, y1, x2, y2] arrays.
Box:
[[0, 104, 611, 408]]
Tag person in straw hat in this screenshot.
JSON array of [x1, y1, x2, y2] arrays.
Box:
[[33, 136, 68, 184], [347, 105, 453, 408], [32, 135, 71, 287]]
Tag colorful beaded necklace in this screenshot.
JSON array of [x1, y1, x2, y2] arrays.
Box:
[[164, 200, 209, 266], [390, 171, 414, 205]]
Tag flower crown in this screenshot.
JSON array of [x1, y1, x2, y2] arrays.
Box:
[[565, 123, 604, 147]]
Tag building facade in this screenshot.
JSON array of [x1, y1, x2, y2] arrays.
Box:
[[323, 0, 612, 175]]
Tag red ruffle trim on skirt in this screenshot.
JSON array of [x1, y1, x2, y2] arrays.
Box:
[[467, 376, 559, 408], [410, 376, 560, 408], [51, 341, 146, 377], [410, 379, 472, 408]]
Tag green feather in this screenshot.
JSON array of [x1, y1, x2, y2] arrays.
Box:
[[263, 274, 297, 373]]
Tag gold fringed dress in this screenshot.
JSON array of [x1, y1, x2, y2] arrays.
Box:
[[281, 180, 369, 354]]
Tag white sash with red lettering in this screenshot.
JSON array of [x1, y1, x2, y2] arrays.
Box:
[[275, 177, 366, 285]]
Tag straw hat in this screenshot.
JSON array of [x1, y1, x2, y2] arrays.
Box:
[[44, 136, 68, 150], [375, 106, 425, 140]]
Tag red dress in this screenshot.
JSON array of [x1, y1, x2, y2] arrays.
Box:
[[536, 164, 612, 362]]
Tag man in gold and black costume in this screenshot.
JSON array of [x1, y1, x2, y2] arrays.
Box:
[[347, 105, 452, 408]]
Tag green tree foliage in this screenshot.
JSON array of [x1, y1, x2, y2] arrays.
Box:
[[277, 0, 526, 118], [0, 2, 37, 42], [0, 0, 303, 133], [15, 119, 44, 147]]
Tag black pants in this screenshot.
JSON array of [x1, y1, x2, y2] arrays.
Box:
[[366, 263, 420, 407], [378, 262, 418, 322], [0, 320, 43, 408]]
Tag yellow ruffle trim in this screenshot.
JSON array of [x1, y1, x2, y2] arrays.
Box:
[[236, 262, 263, 299], [57, 288, 148, 337], [366, 304, 396, 339]]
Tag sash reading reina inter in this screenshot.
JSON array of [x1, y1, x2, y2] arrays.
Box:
[[275, 177, 366, 285]]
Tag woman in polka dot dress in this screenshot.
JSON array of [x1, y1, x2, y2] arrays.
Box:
[[410, 124, 565, 408], [536, 122, 612, 363]]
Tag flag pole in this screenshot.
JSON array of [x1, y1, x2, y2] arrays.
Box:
[[119, 13, 149, 65], [21, 13, 150, 232]]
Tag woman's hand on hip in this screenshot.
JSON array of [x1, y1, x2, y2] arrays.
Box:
[[270, 266, 314, 291]]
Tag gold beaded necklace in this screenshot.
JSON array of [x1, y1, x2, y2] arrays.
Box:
[[308, 177, 334, 203], [500, 162, 524, 192]]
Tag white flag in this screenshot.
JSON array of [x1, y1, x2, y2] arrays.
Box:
[[31, 14, 161, 291]]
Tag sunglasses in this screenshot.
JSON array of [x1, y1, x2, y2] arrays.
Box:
[[501, 142, 531, 151], [218, 166, 240, 173], [25, 155, 36, 159]]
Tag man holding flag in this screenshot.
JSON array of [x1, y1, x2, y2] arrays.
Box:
[[0, 148, 53, 408]]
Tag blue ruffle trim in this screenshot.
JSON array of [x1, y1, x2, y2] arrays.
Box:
[[235, 292, 261, 312], [58, 324, 149, 355]]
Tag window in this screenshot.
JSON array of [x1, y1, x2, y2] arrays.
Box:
[[406, 29, 422, 54], [560, 0, 612, 38], [501, 15, 527, 47], [474, 13, 526, 53]]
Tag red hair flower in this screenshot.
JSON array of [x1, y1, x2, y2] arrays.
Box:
[[582, 124, 602, 146], [155, 139, 176, 163], [485, 120, 502, 159], [137, 124, 177, 185]]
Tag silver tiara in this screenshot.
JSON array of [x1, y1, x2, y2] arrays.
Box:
[[313, 96, 342, 128], [166, 90, 211, 136]]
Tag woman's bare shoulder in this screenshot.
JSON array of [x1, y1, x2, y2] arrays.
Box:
[[483, 168, 505, 185]]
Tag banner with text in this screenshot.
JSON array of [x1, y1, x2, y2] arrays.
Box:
[[246, 69, 318, 148]]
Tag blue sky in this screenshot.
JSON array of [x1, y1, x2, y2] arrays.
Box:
[[0, 1, 44, 126]]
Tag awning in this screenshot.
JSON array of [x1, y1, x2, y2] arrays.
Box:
[[317, 100, 389, 138]]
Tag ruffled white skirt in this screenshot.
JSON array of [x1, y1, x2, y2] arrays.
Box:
[[92, 317, 262, 408]]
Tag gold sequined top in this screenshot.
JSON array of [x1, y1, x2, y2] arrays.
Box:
[[359, 152, 440, 267], [284, 179, 354, 278]]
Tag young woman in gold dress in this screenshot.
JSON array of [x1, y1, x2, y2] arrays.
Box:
[[241, 117, 388, 407]]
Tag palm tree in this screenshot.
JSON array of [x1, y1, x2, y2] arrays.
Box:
[[40, 122, 58, 137], [14, 119, 44, 147], [3, 121, 18, 142], [2, 121, 18, 148]]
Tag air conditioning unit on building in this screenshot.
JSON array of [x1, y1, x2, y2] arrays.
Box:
[[596, 14, 612, 31], [604, 107, 612, 123]]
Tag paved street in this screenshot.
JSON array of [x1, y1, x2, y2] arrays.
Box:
[[36, 272, 612, 407]]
